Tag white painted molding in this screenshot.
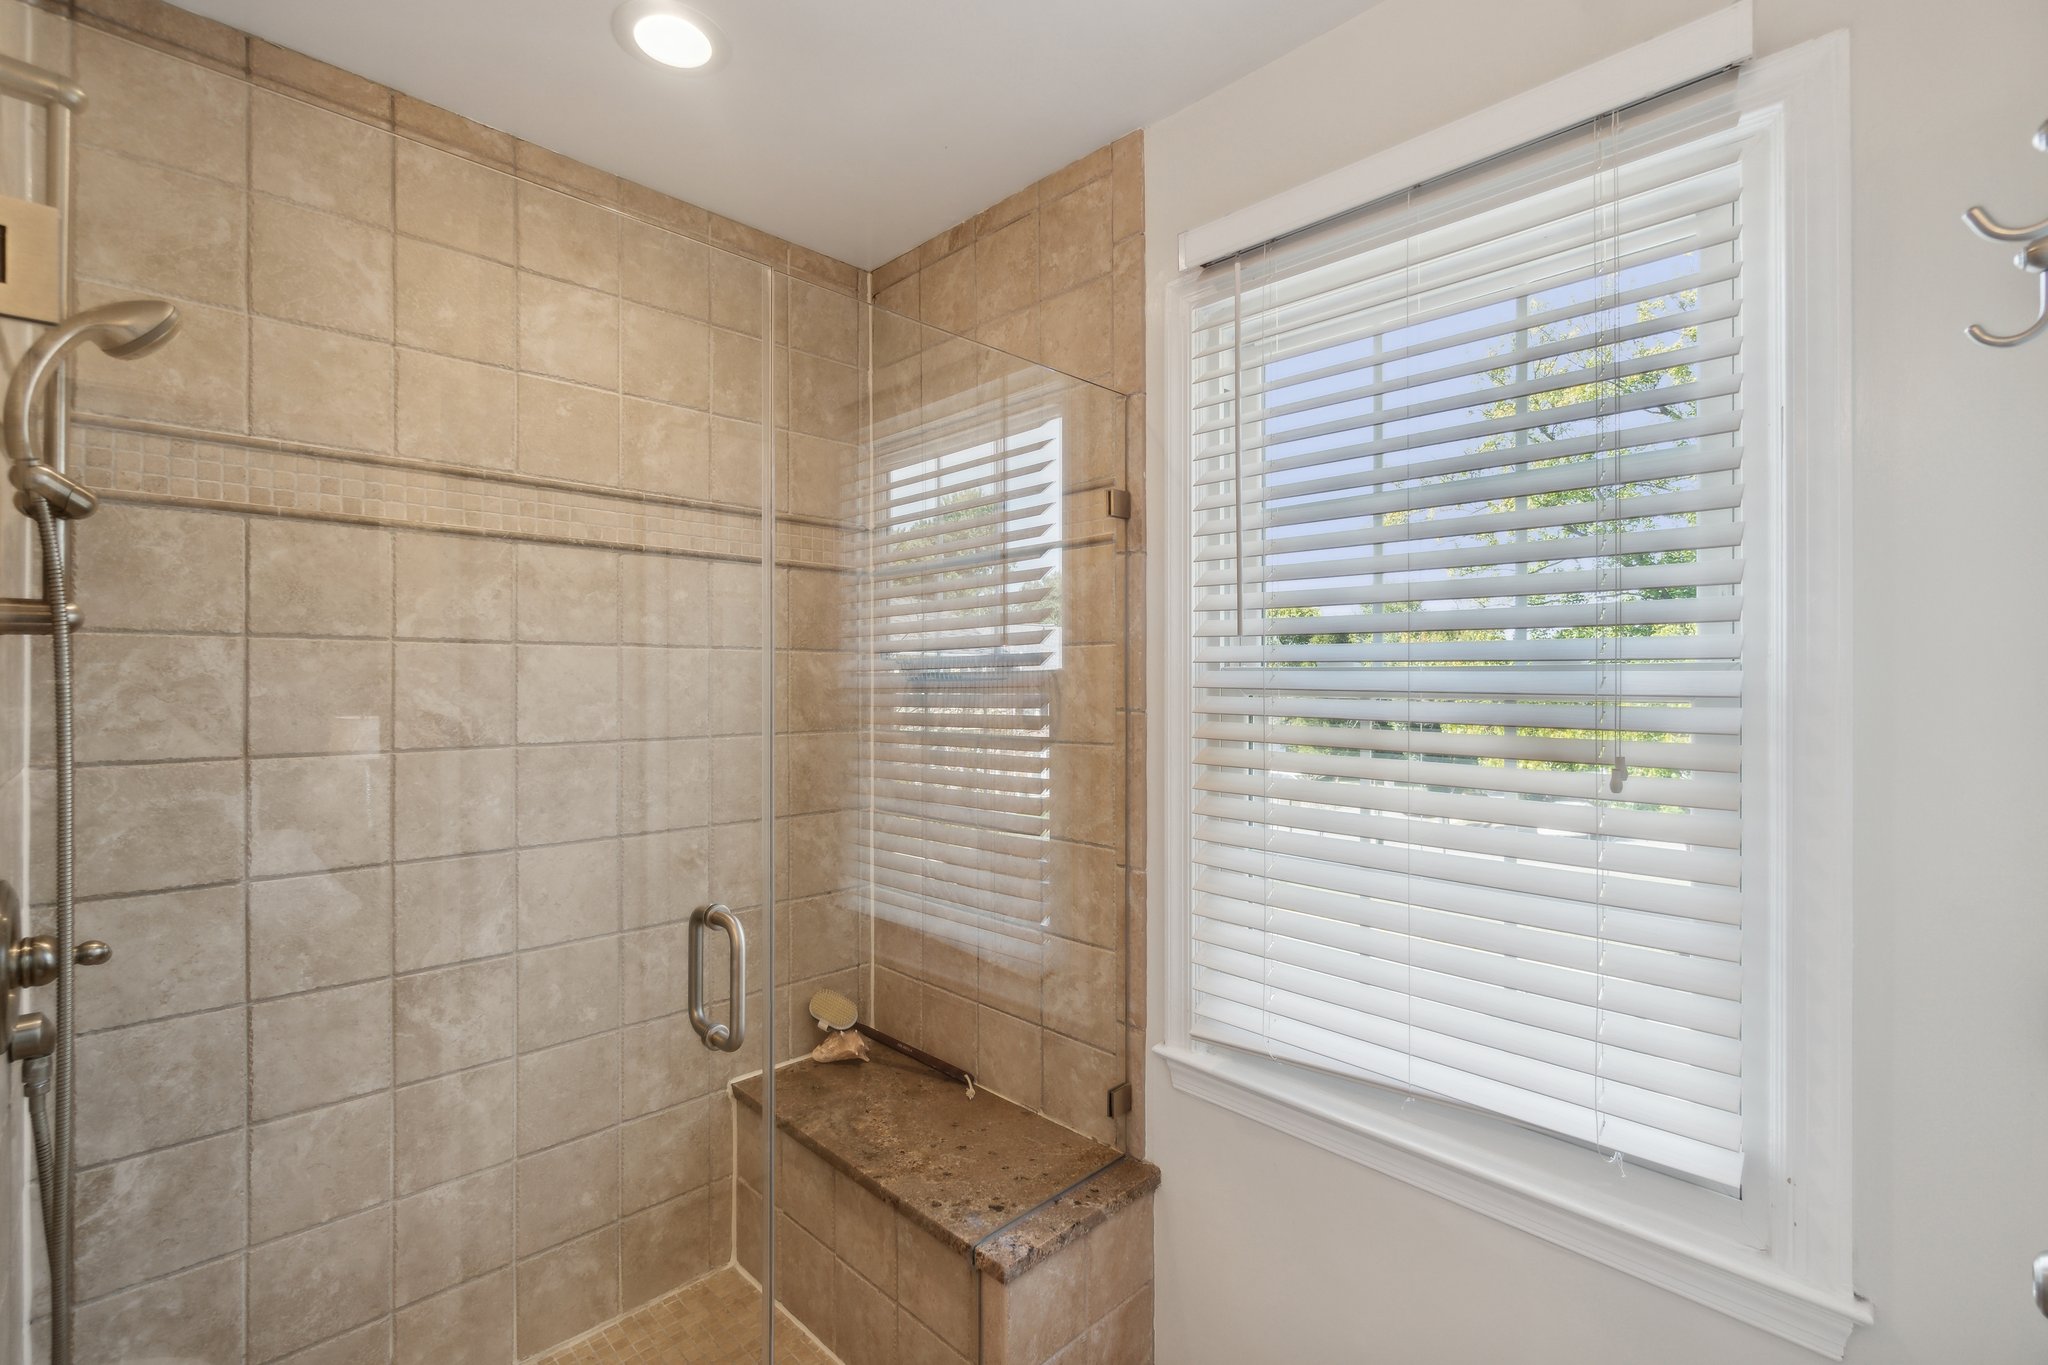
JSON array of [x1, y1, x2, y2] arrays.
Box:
[[1177, 0, 1755, 268], [1158, 1045, 1872, 1357]]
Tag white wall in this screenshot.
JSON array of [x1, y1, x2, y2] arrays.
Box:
[[1142, 0, 2048, 1360]]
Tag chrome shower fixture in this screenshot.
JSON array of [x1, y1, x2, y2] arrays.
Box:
[[2, 297, 177, 518], [2, 295, 175, 1365]]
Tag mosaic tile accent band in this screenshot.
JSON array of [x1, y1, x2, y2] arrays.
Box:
[[73, 420, 852, 569]]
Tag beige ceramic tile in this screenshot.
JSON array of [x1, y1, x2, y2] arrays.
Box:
[[394, 531, 514, 640], [250, 197, 394, 339], [515, 644, 620, 744], [395, 1061, 515, 1194], [519, 181, 623, 292], [515, 743, 621, 844], [516, 936, 621, 1050], [75, 25, 247, 184], [709, 249, 768, 336], [517, 374, 621, 485], [75, 1132, 244, 1301], [245, 1206, 392, 1361], [516, 1033, 621, 1153], [248, 864, 392, 997], [76, 145, 246, 308], [619, 1097, 716, 1212], [251, 87, 394, 226], [394, 850, 518, 972], [396, 139, 517, 263], [516, 1128, 620, 1255], [898, 1213, 979, 1358], [519, 272, 621, 389], [1111, 131, 1144, 243], [248, 1091, 392, 1241], [922, 247, 978, 335], [395, 236, 519, 367], [75, 503, 244, 633], [517, 838, 622, 946], [1038, 278, 1114, 385], [250, 979, 392, 1120], [249, 752, 392, 876], [65, 1259, 244, 1365], [976, 214, 1039, 324], [249, 38, 391, 122], [515, 1226, 620, 1358], [74, 1008, 244, 1165], [621, 301, 712, 409], [395, 1268, 515, 1365], [33, 759, 243, 898], [1039, 178, 1113, 298], [619, 1188, 720, 1309], [70, 285, 248, 431], [76, 884, 245, 1032], [395, 1165, 515, 1306], [709, 327, 765, 421], [621, 397, 712, 498], [393, 746, 517, 860], [516, 542, 619, 643], [622, 219, 711, 318], [43, 631, 241, 763], [250, 316, 395, 452], [395, 957, 517, 1082], [394, 640, 515, 748], [247, 636, 390, 756]]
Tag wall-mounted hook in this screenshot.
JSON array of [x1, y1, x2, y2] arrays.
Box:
[[1964, 120, 2048, 348]]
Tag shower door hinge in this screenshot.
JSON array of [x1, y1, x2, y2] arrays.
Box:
[[1103, 487, 1132, 521], [1106, 1081, 1133, 1119]]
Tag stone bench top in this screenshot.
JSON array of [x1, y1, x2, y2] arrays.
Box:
[[732, 1048, 1159, 1282]]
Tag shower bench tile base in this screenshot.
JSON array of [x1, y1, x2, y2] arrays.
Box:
[[732, 1050, 1157, 1364]]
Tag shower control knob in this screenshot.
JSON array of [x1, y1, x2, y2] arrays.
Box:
[[7, 933, 57, 989], [6, 935, 111, 989]]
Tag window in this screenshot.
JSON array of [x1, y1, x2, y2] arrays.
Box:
[[859, 382, 1064, 939], [1161, 34, 1860, 1354]]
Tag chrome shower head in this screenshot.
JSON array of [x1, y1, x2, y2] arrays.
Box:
[[3, 299, 180, 510]]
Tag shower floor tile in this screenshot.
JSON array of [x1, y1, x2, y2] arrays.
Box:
[[534, 1267, 840, 1365]]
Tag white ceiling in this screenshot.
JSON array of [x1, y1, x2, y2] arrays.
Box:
[[173, 0, 1382, 268]]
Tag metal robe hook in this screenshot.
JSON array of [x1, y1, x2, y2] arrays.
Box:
[[1963, 120, 2048, 348]]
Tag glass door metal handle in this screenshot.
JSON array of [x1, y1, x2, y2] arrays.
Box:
[[688, 903, 746, 1053]]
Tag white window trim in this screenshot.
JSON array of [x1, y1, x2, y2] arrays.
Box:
[[1156, 29, 1865, 1358]]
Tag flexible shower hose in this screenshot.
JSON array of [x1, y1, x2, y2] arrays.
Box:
[[26, 496, 77, 1365]]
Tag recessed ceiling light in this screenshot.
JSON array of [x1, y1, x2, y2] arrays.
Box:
[[612, 1, 727, 73]]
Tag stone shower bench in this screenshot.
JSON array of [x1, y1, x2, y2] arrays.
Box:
[[732, 1048, 1159, 1364]]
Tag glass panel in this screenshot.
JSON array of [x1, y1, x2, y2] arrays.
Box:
[[766, 292, 1132, 1362], [0, 16, 783, 1359]]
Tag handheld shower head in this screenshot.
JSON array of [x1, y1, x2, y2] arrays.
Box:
[[89, 299, 179, 360], [3, 299, 180, 518]]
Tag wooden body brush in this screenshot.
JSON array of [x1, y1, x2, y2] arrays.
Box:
[[808, 988, 976, 1098]]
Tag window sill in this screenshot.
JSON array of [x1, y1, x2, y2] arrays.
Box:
[[1155, 1043, 1872, 1358]]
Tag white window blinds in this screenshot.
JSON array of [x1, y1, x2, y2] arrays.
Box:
[[859, 394, 1064, 934], [1183, 89, 1758, 1193]]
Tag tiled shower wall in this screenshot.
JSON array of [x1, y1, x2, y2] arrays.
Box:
[[5, 1, 868, 1361], [43, 508, 832, 1363]]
